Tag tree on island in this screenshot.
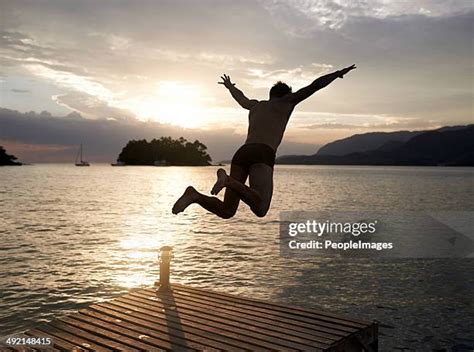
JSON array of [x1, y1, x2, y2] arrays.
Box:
[[0, 146, 21, 165], [118, 137, 212, 166]]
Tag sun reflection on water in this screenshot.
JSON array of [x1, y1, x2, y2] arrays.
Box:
[[119, 237, 159, 250], [113, 216, 186, 288], [114, 272, 151, 289]]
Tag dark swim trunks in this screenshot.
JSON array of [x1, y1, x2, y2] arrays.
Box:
[[231, 143, 276, 172]]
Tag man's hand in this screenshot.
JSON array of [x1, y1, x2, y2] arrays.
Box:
[[337, 64, 356, 78], [218, 74, 235, 89]]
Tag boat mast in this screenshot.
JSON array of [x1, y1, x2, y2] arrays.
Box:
[[75, 144, 80, 164]]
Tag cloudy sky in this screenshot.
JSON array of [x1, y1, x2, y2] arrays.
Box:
[[0, 0, 472, 162]]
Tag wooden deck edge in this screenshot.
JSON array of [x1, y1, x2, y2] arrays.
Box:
[[8, 283, 378, 352], [152, 282, 379, 350], [154, 281, 374, 326]]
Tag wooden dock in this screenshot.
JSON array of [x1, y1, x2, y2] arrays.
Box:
[[5, 247, 378, 351]]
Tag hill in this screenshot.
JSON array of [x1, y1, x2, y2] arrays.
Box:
[[316, 125, 468, 156], [117, 136, 212, 166], [277, 125, 474, 166], [0, 146, 21, 166], [317, 130, 421, 156]]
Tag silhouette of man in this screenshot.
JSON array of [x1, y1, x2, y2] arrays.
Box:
[[172, 64, 356, 218]]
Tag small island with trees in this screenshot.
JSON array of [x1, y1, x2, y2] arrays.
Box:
[[117, 136, 212, 166], [0, 146, 21, 166]]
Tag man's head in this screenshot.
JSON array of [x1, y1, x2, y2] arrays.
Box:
[[269, 81, 292, 99]]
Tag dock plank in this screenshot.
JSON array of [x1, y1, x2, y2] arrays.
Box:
[[111, 296, 304, 351], [88, 303, 242, 352], [161, 284, 368, 327], [39, 320, 131, 351], [171, 283, 372, 323], [49, 318, 143, 351], [79, 308, 211, 351], [151, 288, 345, 341], [126, 291, 333, 350], [135, 289, 354, 336], [76, 310, 188, 352], [60, 314, 169, 351], [129, 290, 347, 339], [98, 300, 256, 351], [147, 291, 338, 343], [23, 284, 378, 351]]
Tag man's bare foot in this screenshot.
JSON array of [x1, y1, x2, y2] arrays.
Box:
[[172, 186, 198, 214], [211, 168, 228, 195]]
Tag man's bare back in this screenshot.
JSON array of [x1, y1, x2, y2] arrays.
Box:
[[245, 99, 294, 151], [172, 65, 356, 218]]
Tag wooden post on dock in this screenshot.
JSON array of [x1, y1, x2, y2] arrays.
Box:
[[157, 245, 172, 292]]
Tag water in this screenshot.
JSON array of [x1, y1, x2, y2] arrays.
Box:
[[1, 164, 473, 350]]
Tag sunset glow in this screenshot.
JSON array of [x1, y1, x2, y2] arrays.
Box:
[[128, 81, 212, 128]]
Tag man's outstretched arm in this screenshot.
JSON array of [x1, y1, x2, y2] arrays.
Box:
[[219, 74, 258, 110], [287, 64, 356, 105]]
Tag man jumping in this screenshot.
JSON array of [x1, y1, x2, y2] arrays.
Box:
[[172, 64, 356, 218]]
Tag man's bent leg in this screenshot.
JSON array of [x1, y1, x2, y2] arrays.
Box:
[[172, 164, 248, 218], [220, 163, 248, 216], [172, 186, 235, 219], [224, 174, 262, 207], [196, 163, 248, 218], [248, 163, 273, 217], [216, 163, 272, 215], [193, 190, 237, 219]]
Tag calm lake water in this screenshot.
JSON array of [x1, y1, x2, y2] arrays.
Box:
[[1, 164, 473, 350]]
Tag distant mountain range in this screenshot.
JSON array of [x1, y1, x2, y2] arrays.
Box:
[[277, 125, 474, 166]]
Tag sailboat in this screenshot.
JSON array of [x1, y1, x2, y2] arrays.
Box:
[[75, 144, 90, 166]]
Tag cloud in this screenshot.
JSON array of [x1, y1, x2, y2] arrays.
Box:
[[244, 63, 334, 88], [289, 110, 444, 130], [260, 0, 473, 31], [302, 120, 443, 131], [0, 108, 319, 163], [0, 0, 471, 150], [52, 92, 135, 120], [25, 64, 113, 101]]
